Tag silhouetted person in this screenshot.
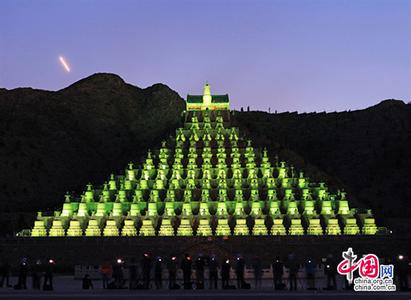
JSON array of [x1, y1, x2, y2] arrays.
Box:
[[195, 256, 205, 289], [286, 253, 299, 291], [252, 257, 262, 289], [324, 254, 337, 290], [112, 259, 124, 289], [16, 259, 28, 289], [221, 258, 231, 289], [43, 259, 54, 291], [235, 256, 245, 289], [181, 254, 192, 289], [154, 257, 163, 289], [100, 260, 112, 289], [141, 253, 152, 289], [272, 256, 284, 290], [0, 261, 11, 288], [305, 258, 316, 290], [31, 260, 42, 290], [209, 256, 218, 289], [167, 255, 177, 289], [128, 258, 137, 289], [82, 274, 93, 289], [396, 255, 409, 291]]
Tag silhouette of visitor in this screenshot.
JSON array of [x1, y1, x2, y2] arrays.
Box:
[[31, 260, 42, 289], [286, 253, 299, 291], [272, 256, 284, 290], [235, 256, 245, 289], [112, 258, 124, 289], [128, 258, 137, 290], [252, 257, 262, 289], [305, 258, 316, 290], [16, 258, 28, 289], [221, 258, 231, 289], [167, 255, 177, 289], [195, 256, 205, 289], [396, 255, 409, 291], [181, 253, 192, 289], [100, 260, 112, 289], [82, 274, 93, 289], [324, 254, 337, 290], [209, 256, 218, 289], [43, 259, 54, 291], [141, 253, 152, 289], [0, 260, 11, 288], [154, 257, 163, 289]]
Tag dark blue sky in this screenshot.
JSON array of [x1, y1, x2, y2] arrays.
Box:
[[1, 0, 410, 112]]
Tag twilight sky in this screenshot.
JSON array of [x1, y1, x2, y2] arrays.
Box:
[[0, 0, 410, 112]]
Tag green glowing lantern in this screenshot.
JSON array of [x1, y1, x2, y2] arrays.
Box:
[[215, 218, 231, 236], [343, 218, 360, 235], [121, 219, 137, 236], [61, 203, 74, 217], [251, 201, 263, 217], [139, 219, 156, 236], [147, 202, 158, 217], [298, 172, 307, 188], [159, 218, 174, 236], [287, 201, 299, 216], [130, 203, 141, 217], [84, 183, 94, 202], [177, 218, 193, 236], [337, 200, 350, 215], [85, 219, 101, 236], [325, 218, 341, 235], [49, 220, 65, 237], [103, 220, 119, 236], [31, 220, 47, 237], [216, 201, 228, 217], [112, 202, 123, 217], [181, 202, 192, 217], [234, 201, 245, 217], [252, 218, 268, 235], [277, 162, 287, 179], [66, 220, 83, 237], [198, 202, 209, 216], [362, 217, 377, 235], [109, 174, 117, 190], [164, 202, 175, 217], [234, 219, 248, 235], [303, 200, 315, 216], [127, 162, 135, 181], [288, 218, 304, 235], [271, 218, 286, 235], [77, 203, 89, 217], [96, 203, 108, 217], [306, 218, 323, 235], [197, 219, 212, 236], [269, 201, 280, 217], [320, 200, 333, 215]]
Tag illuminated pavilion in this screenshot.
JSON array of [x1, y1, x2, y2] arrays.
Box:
[[31, 83, 379, 237]]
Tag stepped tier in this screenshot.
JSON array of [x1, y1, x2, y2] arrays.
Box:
[[29, 87, 383, 237]]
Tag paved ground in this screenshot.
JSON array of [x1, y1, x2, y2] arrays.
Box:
[[0, 276, 409, 300]]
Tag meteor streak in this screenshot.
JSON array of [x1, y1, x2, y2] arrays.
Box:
[[59, 56, 70, 72]]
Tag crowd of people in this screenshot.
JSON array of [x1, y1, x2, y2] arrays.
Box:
[[0, 253, 409, 292]]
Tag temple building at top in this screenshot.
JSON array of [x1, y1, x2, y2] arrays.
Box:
[[186, 82, 229, 111], [28, 83, 382, 238]]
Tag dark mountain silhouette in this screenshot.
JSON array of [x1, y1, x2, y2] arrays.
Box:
[[0, 73, 409, 235], [232, 101, 411, 234]]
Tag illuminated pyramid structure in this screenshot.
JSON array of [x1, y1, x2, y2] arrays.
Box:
[[30, 83, 380, 237]]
